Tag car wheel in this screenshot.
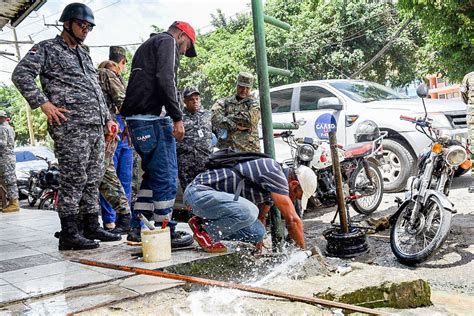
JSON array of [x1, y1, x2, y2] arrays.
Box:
[[381, 139, 415, 192]]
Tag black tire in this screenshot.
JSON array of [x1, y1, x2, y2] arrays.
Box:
[[390, 196, 452, 265], [27, 182, 38, 206], [453, 167, 468, 178], [27, 195, 37, 207], [349, 160, 383, 215], [38, 194, 57, 211], [381, 139, 415, 192]]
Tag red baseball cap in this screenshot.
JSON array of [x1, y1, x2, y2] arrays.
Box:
[[172, 21, 197, 58]]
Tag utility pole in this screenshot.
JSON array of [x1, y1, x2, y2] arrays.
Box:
[[351, 18, 412, 79], [12, 27, 36, 146], [252, 0, 292, 251]]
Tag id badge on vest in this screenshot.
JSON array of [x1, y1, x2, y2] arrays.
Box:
[[198, 129, 204, 138]]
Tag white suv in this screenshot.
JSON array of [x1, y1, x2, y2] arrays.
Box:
[[269, 79, 467, 192]]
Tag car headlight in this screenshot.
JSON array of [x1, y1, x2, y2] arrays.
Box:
[[414, 112, 452, 129], [297, 144, 315, 162], [445, 145, 467, 166]]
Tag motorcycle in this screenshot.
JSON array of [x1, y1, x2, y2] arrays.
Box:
[[276, 117, 386, 217], [37, 164, 60, 211], [390, 84, 471, 265], [20, 156, 56, 207]]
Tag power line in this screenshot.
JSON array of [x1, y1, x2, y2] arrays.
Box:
[[87, 42, 142, 48], [282, 7, 396, 50], [0, 0, 121, 38], [0, 54, 18, 63], [351, 17, 413, 78]]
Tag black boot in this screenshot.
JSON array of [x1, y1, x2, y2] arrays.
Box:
[[127, 227, 141, 242], [110, 214, 131, 235], [58, 215, 99, 251], [171, 230, 194, 248], [83, 213, 121, 242]]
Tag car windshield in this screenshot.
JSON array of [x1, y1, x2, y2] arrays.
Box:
[[329, 81, 408, 102]]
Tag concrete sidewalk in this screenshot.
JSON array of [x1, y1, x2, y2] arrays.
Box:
[[0, 207, 220, 314]]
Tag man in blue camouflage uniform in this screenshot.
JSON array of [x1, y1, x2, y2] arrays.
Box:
[[211, 72, 261, 152], [0, 110, 19, 213], [12, 3, 121, 250], [176, 86, 213, 189]]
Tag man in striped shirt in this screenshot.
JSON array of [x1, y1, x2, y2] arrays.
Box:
[[184, 158, 317, 252]]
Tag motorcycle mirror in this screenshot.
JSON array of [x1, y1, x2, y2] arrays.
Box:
[[416, 84, 429, 99]]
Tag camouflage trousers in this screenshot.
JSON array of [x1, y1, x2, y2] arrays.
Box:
[[0, 154, 18, 200], [468, 103, 474, 176], [99, 137, 131, 217], [49, 123, 105, 218], [177, 151, 209, 190]]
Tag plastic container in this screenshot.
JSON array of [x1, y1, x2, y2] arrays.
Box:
[[141, 227, 171, 263]]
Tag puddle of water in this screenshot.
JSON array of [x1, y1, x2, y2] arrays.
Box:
[[179, 250, 309, 315]]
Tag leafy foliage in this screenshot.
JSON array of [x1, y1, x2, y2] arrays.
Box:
[[397, 0, 474, 81], [176, 0, 423, 107], [0, 84, 50, 146]]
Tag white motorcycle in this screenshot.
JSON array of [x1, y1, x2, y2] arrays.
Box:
[[390, 84, 471, 265], [276, 119, 386, 216]]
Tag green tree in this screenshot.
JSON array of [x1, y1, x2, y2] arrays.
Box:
[[397, 0, 474, 81], [176, 0, 423, 106], [0, 84, 50, 146]]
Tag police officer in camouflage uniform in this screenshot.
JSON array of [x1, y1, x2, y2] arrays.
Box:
[[212, 72, 261, 152], [97, 47, 132, 234], [461, 71, 474, 192], [12, 3, 121, 250], [0, 110, 19, 213], [177, 86, 213, 189]]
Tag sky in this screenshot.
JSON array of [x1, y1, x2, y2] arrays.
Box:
[[0, 0, 252, 84]]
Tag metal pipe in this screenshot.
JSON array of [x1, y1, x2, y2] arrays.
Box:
[[72, 259, 385, 315], [328, 131, 349, 233], [263, 15, 291, 31]]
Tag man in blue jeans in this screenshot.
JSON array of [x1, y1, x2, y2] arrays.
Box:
[[120, 21, 197, 248], [184, 158, 317, 253]]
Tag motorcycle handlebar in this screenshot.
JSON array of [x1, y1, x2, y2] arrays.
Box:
[[399, 115, 416, 122], [273, 130, 293, 138], [400, 115, 430, 128]]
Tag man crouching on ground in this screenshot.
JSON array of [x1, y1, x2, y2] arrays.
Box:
[[184, 157, 317, 253]]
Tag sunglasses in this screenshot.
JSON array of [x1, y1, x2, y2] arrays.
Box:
[[73, 19, 94, 32]]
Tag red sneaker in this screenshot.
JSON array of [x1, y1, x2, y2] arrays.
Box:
[[188, 216, 227, 253]]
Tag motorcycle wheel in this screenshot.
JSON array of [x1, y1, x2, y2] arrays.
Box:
[[38, 194, 57, 211], [349, 160, 383, 215], [27, 182, 38, 206], [27, 194, 37, 207], [390, 196, 452, 265]]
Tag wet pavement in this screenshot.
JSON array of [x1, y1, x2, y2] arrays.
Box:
[[0, 207, 221, 314], [0, 174, 473, 314]]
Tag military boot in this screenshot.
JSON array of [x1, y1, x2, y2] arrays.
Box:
[[127, 227, 141, 242], [2, 199, 20, 212], [110, 214, 131, 235], [58, 215, 99, 251], [82, 213, 121, 241]]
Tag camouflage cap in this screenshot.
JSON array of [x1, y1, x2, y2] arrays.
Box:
[[236, 72, 254, 88], [109, 46, 127, 62], [182, 86, 200, 97], [0, 110, 8, 118]]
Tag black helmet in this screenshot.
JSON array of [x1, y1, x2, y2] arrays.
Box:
[[59, 3, 95, 26], [355, 120, 380, 142]]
